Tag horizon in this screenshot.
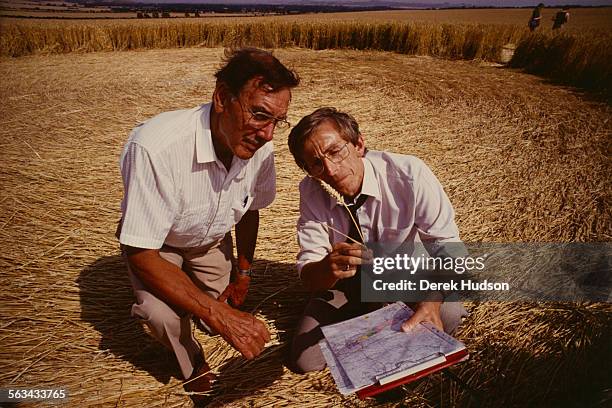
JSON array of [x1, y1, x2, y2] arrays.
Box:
[[115, 0, 612, 7]]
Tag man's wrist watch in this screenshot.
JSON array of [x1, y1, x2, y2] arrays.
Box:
[[238, 268, 252, 277]]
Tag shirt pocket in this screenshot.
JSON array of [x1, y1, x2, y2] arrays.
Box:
[[380, 226, 433, 266], [232, 194, 255, 224], [379, 227, 412, 242], [378, 227, 415, 254]]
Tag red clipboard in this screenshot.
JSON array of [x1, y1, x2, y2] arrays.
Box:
[[356, 348, 469, 399]]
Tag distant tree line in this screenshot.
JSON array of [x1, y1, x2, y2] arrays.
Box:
[[136, 11, 204, 19], [130, 3, 387, 13], [128, 2, 392, 19], [136, 11, 171, 19]]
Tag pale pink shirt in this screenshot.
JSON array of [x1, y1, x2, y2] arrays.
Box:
[[119, 103, 275, 249], [296, 151, 460, 275]]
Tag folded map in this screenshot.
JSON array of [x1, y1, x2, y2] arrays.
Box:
[[319, 302, 468, 397]]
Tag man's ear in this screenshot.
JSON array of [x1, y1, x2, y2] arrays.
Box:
[[213, 82, 232, 113], [355, 134, 366, 157]]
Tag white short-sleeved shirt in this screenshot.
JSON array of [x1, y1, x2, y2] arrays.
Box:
[[296, 150, 460, 275], [119, 103, 276, 249]]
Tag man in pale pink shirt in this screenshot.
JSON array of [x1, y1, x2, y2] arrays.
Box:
[[117, 48, 299, 398], [287, 107, 467, 373]]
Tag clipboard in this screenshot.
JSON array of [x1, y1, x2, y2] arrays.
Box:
[[356, 348, 469, 399], [319, 302, 469, 398]]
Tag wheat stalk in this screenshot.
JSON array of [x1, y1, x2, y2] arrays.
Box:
[[317, 179, 366, 244], [322, 223, 364, 247]]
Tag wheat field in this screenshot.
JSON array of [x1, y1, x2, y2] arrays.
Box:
[[2, 13, 611, 99], [0, 46, 610, 407]]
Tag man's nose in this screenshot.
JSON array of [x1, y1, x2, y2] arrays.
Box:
[[256, 122, 275, 142], [322, 157, 339, 177]]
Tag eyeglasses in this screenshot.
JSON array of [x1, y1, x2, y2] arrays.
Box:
[[237, 99, 291, 130], [304, 142, 350, 177]]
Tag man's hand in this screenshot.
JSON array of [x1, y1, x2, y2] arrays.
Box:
[[326, 242, 372, 280], [401, 301, 444, 332], [207, 301, 271, 360], [218, 274, 251, 307], [299, 242, 373, 292]]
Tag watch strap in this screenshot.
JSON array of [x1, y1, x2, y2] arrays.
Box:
[[238, 268, 252, 277]]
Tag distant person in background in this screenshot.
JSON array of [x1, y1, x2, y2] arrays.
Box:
[[529, 3, 545, 32], [552, 7, 570, 30]]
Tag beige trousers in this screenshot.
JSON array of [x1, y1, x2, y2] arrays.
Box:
[[124, 235, 233, 379]]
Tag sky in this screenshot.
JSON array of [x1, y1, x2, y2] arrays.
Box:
[[123, 0, 612, 6]]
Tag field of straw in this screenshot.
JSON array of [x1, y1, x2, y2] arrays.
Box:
[[0, 46, 610, 407]]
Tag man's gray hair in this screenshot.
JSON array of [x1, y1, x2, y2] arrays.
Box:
[[288, 107, 362, 171]]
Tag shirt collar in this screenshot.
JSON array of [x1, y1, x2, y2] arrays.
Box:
[[196, 103, 249, 177], [195, 103, 217, 164], [361, 156, 381, 200], [328, 156, 381, 210]]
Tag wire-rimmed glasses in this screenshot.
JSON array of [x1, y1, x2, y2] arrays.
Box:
[[237, 99, 291, 130], [304, 142, 350, 177]]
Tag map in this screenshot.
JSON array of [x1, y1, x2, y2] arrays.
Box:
[[319, 302, 466, 395]]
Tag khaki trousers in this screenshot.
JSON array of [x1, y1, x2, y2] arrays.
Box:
[[124, 234, 233, 379]]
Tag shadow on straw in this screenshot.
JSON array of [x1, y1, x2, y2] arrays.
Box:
[[77, 255, 311, 396], [200, 345, 286, 406], [77, 254, 177, 384]]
